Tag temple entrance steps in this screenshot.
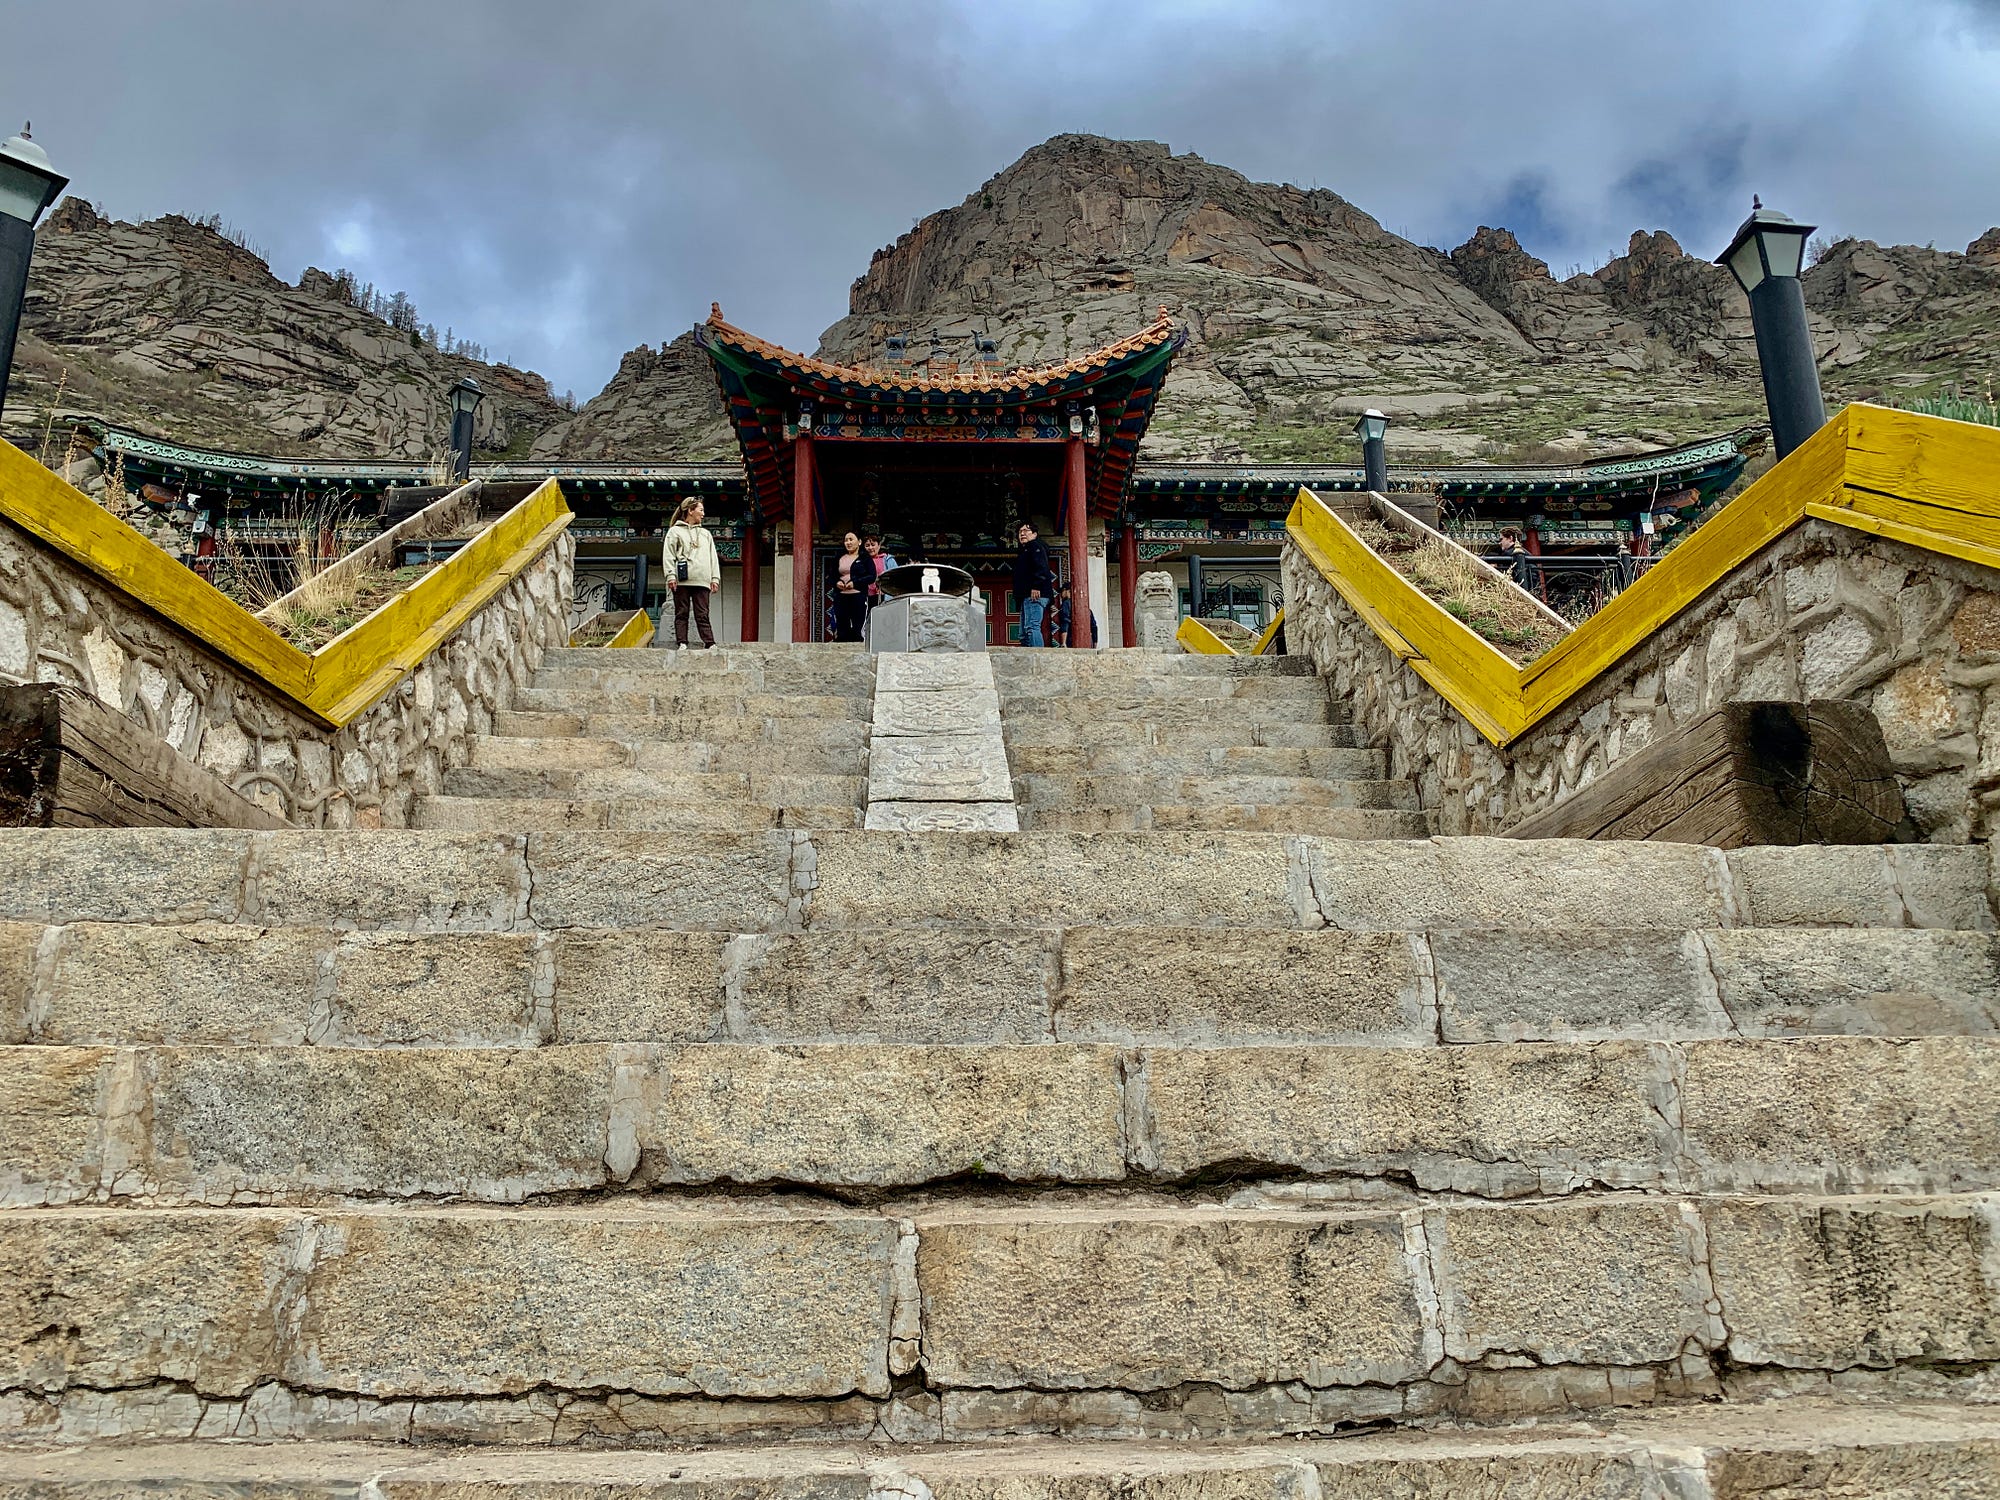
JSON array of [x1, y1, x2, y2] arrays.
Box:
[[411, 643, 873, 833], [992, 650, 1431, 834], [1, 823, 1996, 1469]]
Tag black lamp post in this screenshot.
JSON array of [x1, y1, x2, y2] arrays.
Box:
[[1354, 409, 1389, 494], [447, 377, 484, 483], [1717, 199, 1826, 460], [0, 123, 69, 418]]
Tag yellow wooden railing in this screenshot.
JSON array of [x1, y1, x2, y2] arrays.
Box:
[[605, 609, 656, 648], [1287, 403, 2000, 747], [0, 439, 573, 727], [1176, 610, 1286, 656]]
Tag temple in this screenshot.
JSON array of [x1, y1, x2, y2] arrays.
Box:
[[60, 311, 1756, 644]]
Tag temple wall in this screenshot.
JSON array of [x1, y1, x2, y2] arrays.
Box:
[[1282, 518, 2000, 842], [0, 523, 574, 827]]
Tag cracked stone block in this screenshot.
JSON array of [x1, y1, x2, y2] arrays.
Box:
[[808, 832, 1295, 929], [145, 1047, 617, 1202], [0, 1047, 122, 1206], [289, 1208, 896, 1399], [865, 801, 1020, 832], [1707, 929, 2000, 1036], [637, 1045, 1125, 1187], [1705, 1195, 2000, 1369], [731, 930, 1056, 1043], [1316, 1451, 1654, 1497], [328, 932, 542, 1047], [527, 832, 796, 931], [1430, 929, 1727, 1042], [1678, 1037, 2000, 1194], [877, 653, 994, 692], [917, 1211, 1425, 1392], [1888, 846, 2000, 931], [549, 930, 726, 1043], [249, 832, 529, 931], [867, 738, 1013, 803], [872, 689, 1003, 738], [0, 1209, 299, 1396], [40, 924, 323, 1046], [0, 829, 247, 924], [1057, 928, 1430, 1046], [1727, 846, 1901, 927], [1141, 1043, 1675, 1192], [1435, 1198, 1714, 1367], [0, 924, 36, 1044]]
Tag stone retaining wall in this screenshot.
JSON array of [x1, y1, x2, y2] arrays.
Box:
[[0, 522, 574, 827], [1282, 518, 2000, 841]]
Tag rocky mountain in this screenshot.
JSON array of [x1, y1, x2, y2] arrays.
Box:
[[3, 199, 568, 463], [526, 332, 734, 462]]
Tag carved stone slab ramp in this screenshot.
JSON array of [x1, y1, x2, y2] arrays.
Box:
[[865, 652, 1018, 832]]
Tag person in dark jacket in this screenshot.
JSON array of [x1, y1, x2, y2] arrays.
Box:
[[1012, 522, 1054, 646], [1498, 527, 1536, 588], [1055, 585, 1098, 649]]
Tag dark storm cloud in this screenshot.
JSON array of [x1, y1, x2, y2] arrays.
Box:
[[4, 0, 1995, 399]]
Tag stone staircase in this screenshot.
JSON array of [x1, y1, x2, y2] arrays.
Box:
[[413, 644, 872, 832], [993, 650, 1431, 834], [3, 646, 2000, 1492]]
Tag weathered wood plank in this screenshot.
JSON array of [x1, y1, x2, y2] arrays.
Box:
[[0, 683, 290, 830], [1503, 700, 1905, 847]]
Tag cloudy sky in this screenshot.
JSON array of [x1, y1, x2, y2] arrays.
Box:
[[7, 0, 1997, 400]]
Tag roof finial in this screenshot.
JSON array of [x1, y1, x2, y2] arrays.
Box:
[[18, 122, 30, 139], [1157, 304, 1170, 324], [1752, 194, 1762, 212], [709, 302, 723, 323]]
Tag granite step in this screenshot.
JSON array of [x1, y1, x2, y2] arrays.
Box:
[[7, 1037, 1997, 1202], [1, 1194, 1994, 1445], [991, 650, 1317, 677], [545, 644, 864, 668], [466, 735, 863, 777], [493, 709, 874, 747], [411, 795, 859, 833], [1014, 772, 1421, 811], [7, 1404, 1998, 1491], [14, 924, 1994, 1050], [536, 661, 877, 695], [1, 830, 1989, 934], [1019, 805, 1435, 836], [997, 694, 1331, 724], [440, 766, 864, 805], [996, 675, 1333, 704], [999, 719, 1357, 749], [1006, 743, 1385, 778], [515, 686, 871, 720]]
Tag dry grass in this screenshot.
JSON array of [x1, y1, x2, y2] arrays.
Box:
[[1351, 519, 1567, 663], [210, 497, 437, 651]]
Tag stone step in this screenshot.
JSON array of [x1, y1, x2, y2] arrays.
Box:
[[1014, 773, 1421, 811], [1, 830, 1989, 934], [6, 1402, 1999, 1486], [545, 644, 864, 668], [1019, 806, 1435, 836], [998, 695, 1331, 724], [441, 766, 864, 805], [411, 796, 858, 833], [537, 663, 876, 696], [992, 650, 1317, 677], [1000, 719, 1357, 749], [997, 676, 1333, 705], [467, 735, 863, 777], [1007, 743, 1386, 779], [7, 1037, 1998, 1202], [1, 1194, 1994, 1444], [493, 709, 874, 747], [15, 924, 1994, 1050], [515, 687, 872, 721]]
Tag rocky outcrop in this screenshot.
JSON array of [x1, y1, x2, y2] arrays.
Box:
[[5, 200, 568, 460], [531, 332, 732, 461]]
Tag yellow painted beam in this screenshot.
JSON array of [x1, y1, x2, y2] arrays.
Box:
[[606, 609, 656, 649], [1284, 406, 2000, 749], [1250, 609, 1286, 656], [1175, 616, 1236, 654], [0, 439, 573, 728]]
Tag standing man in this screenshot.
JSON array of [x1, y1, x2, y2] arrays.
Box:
[[1012, 521, 1054, 647]]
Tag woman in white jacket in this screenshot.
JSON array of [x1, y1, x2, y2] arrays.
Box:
[[663, 498, 722, 649]]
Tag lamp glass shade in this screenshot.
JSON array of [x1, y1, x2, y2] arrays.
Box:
[[448, 379, 484, 417], [0, 133, 66, 225], [1763, 226, 1807, 279], [1727, 237, 1766, 294], [1354, 411, 1389, 444]]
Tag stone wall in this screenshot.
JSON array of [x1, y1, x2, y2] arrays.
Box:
[[1283, 518, 2000, 842], [0, 522, 574, 828]]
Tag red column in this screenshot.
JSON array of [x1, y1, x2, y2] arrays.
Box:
[[1064, 435, 1092, 648], [740, 518, 761, 643], [791, 433, 815, 644], [1118, 521, 1138, 648]]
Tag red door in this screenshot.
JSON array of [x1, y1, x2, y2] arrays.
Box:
[[974, 571, 1018, 646]]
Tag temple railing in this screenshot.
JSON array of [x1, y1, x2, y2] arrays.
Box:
[[1287, 404, 2000, 748]]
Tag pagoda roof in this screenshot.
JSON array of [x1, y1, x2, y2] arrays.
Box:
[[696, 307, 1184, 523]]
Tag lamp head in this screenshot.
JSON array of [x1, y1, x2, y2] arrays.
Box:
[[447, 376, 485, 418], [1718, 200, 1815, 294], [1354, 409, 1389, 445], [0, 123, 69, 227]]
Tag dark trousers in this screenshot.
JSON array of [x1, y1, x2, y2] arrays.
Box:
[[832, 591, 866, 642], [673, 586, 715, 647]]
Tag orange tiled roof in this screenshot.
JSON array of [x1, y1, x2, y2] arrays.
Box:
[[702, 303, 1178, 396]]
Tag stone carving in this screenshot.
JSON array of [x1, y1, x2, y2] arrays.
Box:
[[1282, 521, 2000, 841], [0, 520, 574, 828], [1135, 570, 1180, 651], [862, 651, 1018, 829]]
